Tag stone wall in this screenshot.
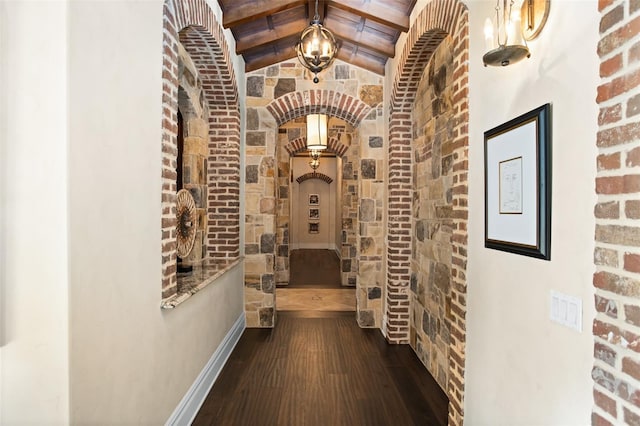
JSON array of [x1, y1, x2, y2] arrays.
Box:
[[177, 43, 208, 270], [387, 0, 469, 423], [410, 36, 454, 390], [592, 0, 640, 423], [244, 59, 385, 327]]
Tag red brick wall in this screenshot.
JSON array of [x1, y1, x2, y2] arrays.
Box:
[[161, 0, 240, 303], [592, 0, 640, 423], [388, 0, 468, 424]]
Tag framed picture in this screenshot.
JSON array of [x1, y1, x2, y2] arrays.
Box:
[[484, 103, 551, 260], [309, 208, 320, 219], [308, 194, 319, 206], [308, 222, 319, 234]]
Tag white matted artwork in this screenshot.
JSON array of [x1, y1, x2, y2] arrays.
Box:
[[484, 103, 551, 260], [309, 208, 320, 219], [308, 193, 319, 205]]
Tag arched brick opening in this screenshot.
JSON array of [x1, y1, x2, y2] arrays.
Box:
[[161, 0, 240, 305], [387, 0, 468, 424], [266, 90, 372, 127], [296, 172, 334, 184], [285, 136, 349, 158]]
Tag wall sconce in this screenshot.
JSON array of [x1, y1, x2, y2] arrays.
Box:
[[306, 114, 328, 151], [483, 0, 529, 66], [483, 0, 550, 67], [295, 0, 338, 83]]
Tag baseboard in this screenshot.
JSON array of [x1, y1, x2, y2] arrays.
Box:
[[165, 312, 245, 426]]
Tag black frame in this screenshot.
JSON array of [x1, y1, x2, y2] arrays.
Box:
[[484, 103, 552, 260]]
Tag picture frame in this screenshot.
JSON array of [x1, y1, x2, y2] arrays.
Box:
[[484, 103, 551, 260], [308, 194, 319, 206], [309, 208, 320, 220], [308, 222, 319, 234]]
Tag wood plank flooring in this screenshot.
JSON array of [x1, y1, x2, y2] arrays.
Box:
[[193, 311, 448, 426], [287, 249, 341, 288]]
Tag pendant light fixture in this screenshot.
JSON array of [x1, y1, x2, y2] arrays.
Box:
[[483, 0, 530, 67], [309, 149, 321, 171], [295, 0, 338, 83], [306, 114, 328, 151]]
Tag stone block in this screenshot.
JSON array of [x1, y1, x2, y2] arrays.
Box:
[[359, 85, 383, 107], [247, 108, 260, 130], [260, 157, 275, 177], [361, 159, 376, 179], [262, 274, 275, 293], [246, 131, 266, 146], [259, 307, 274, 327], [247, 76, 264, 97], [359, 199, 375, 222], [358, 310, 375, 327], [260, 197, 275, 214], [360, 237, 375, 255], [245, 244, 259, 255], [369, 136, 383, 148], [246, 165, 259, 183], [368, 287, 381, 299], [274, 78, 296, 98], [335, 64, 349, 79], [260, 233, 275, 254], [266, 65, 279, 77]]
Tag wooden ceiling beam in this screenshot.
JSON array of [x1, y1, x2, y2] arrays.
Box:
[[326, 19, 395, 58], [235, 21, 308, 54], [328, 0, 410, 32], [336, 49, 386, 75], [245, 49, 297, 72], [223, 0, 306, 29]]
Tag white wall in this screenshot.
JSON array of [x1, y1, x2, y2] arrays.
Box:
[[66, 1, 245, 423], [0, 2, 70, 424], [465, 1, 599, 424]]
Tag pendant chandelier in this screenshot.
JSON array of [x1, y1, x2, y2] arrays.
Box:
[[295, 0, 338, 83], [483, 0, 530, 67]]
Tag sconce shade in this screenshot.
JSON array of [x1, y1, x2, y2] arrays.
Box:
[[306, 114, 328, 151], [295, 0, 337, 83], [483, 0, 531, 66]]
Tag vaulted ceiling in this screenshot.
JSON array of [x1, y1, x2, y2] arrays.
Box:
[[216, 0, 417, 75]]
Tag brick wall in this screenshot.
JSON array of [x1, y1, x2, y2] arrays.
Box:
[[592, 0, 640, 423], [161, 0, 240, 305], [388, 0, 469, 423]]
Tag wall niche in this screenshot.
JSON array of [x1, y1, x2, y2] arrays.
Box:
[[174, 42, 209, 290]]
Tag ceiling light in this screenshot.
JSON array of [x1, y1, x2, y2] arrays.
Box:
[[483, 0, 530, 67], [306, 114, 328, 151], [295, 0, 338, 83]]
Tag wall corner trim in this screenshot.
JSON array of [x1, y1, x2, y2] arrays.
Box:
[[165, 312, 246, 426]]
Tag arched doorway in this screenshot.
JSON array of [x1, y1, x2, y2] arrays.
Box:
[[386, 0, 469, 423]]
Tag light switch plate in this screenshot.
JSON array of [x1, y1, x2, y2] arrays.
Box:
[[550, 290, 582, 332]]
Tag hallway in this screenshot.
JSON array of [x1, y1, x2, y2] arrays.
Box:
[[192, 311, 448, 425], [276, 250, 356, 312]]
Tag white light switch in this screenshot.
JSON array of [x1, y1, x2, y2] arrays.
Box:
[[550, 290, 582, 332]]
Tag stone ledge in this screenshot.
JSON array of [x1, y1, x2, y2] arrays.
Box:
[[161, 257, 243, 309]]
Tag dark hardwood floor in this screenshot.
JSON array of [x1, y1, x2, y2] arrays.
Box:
[[193, 311, 448, 426], [286, 249, 341, 288]]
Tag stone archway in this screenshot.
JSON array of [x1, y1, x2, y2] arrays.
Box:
[[244, 81, 386, 328], [386, 0, 469, 424], [160, 0, 241, 305]]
